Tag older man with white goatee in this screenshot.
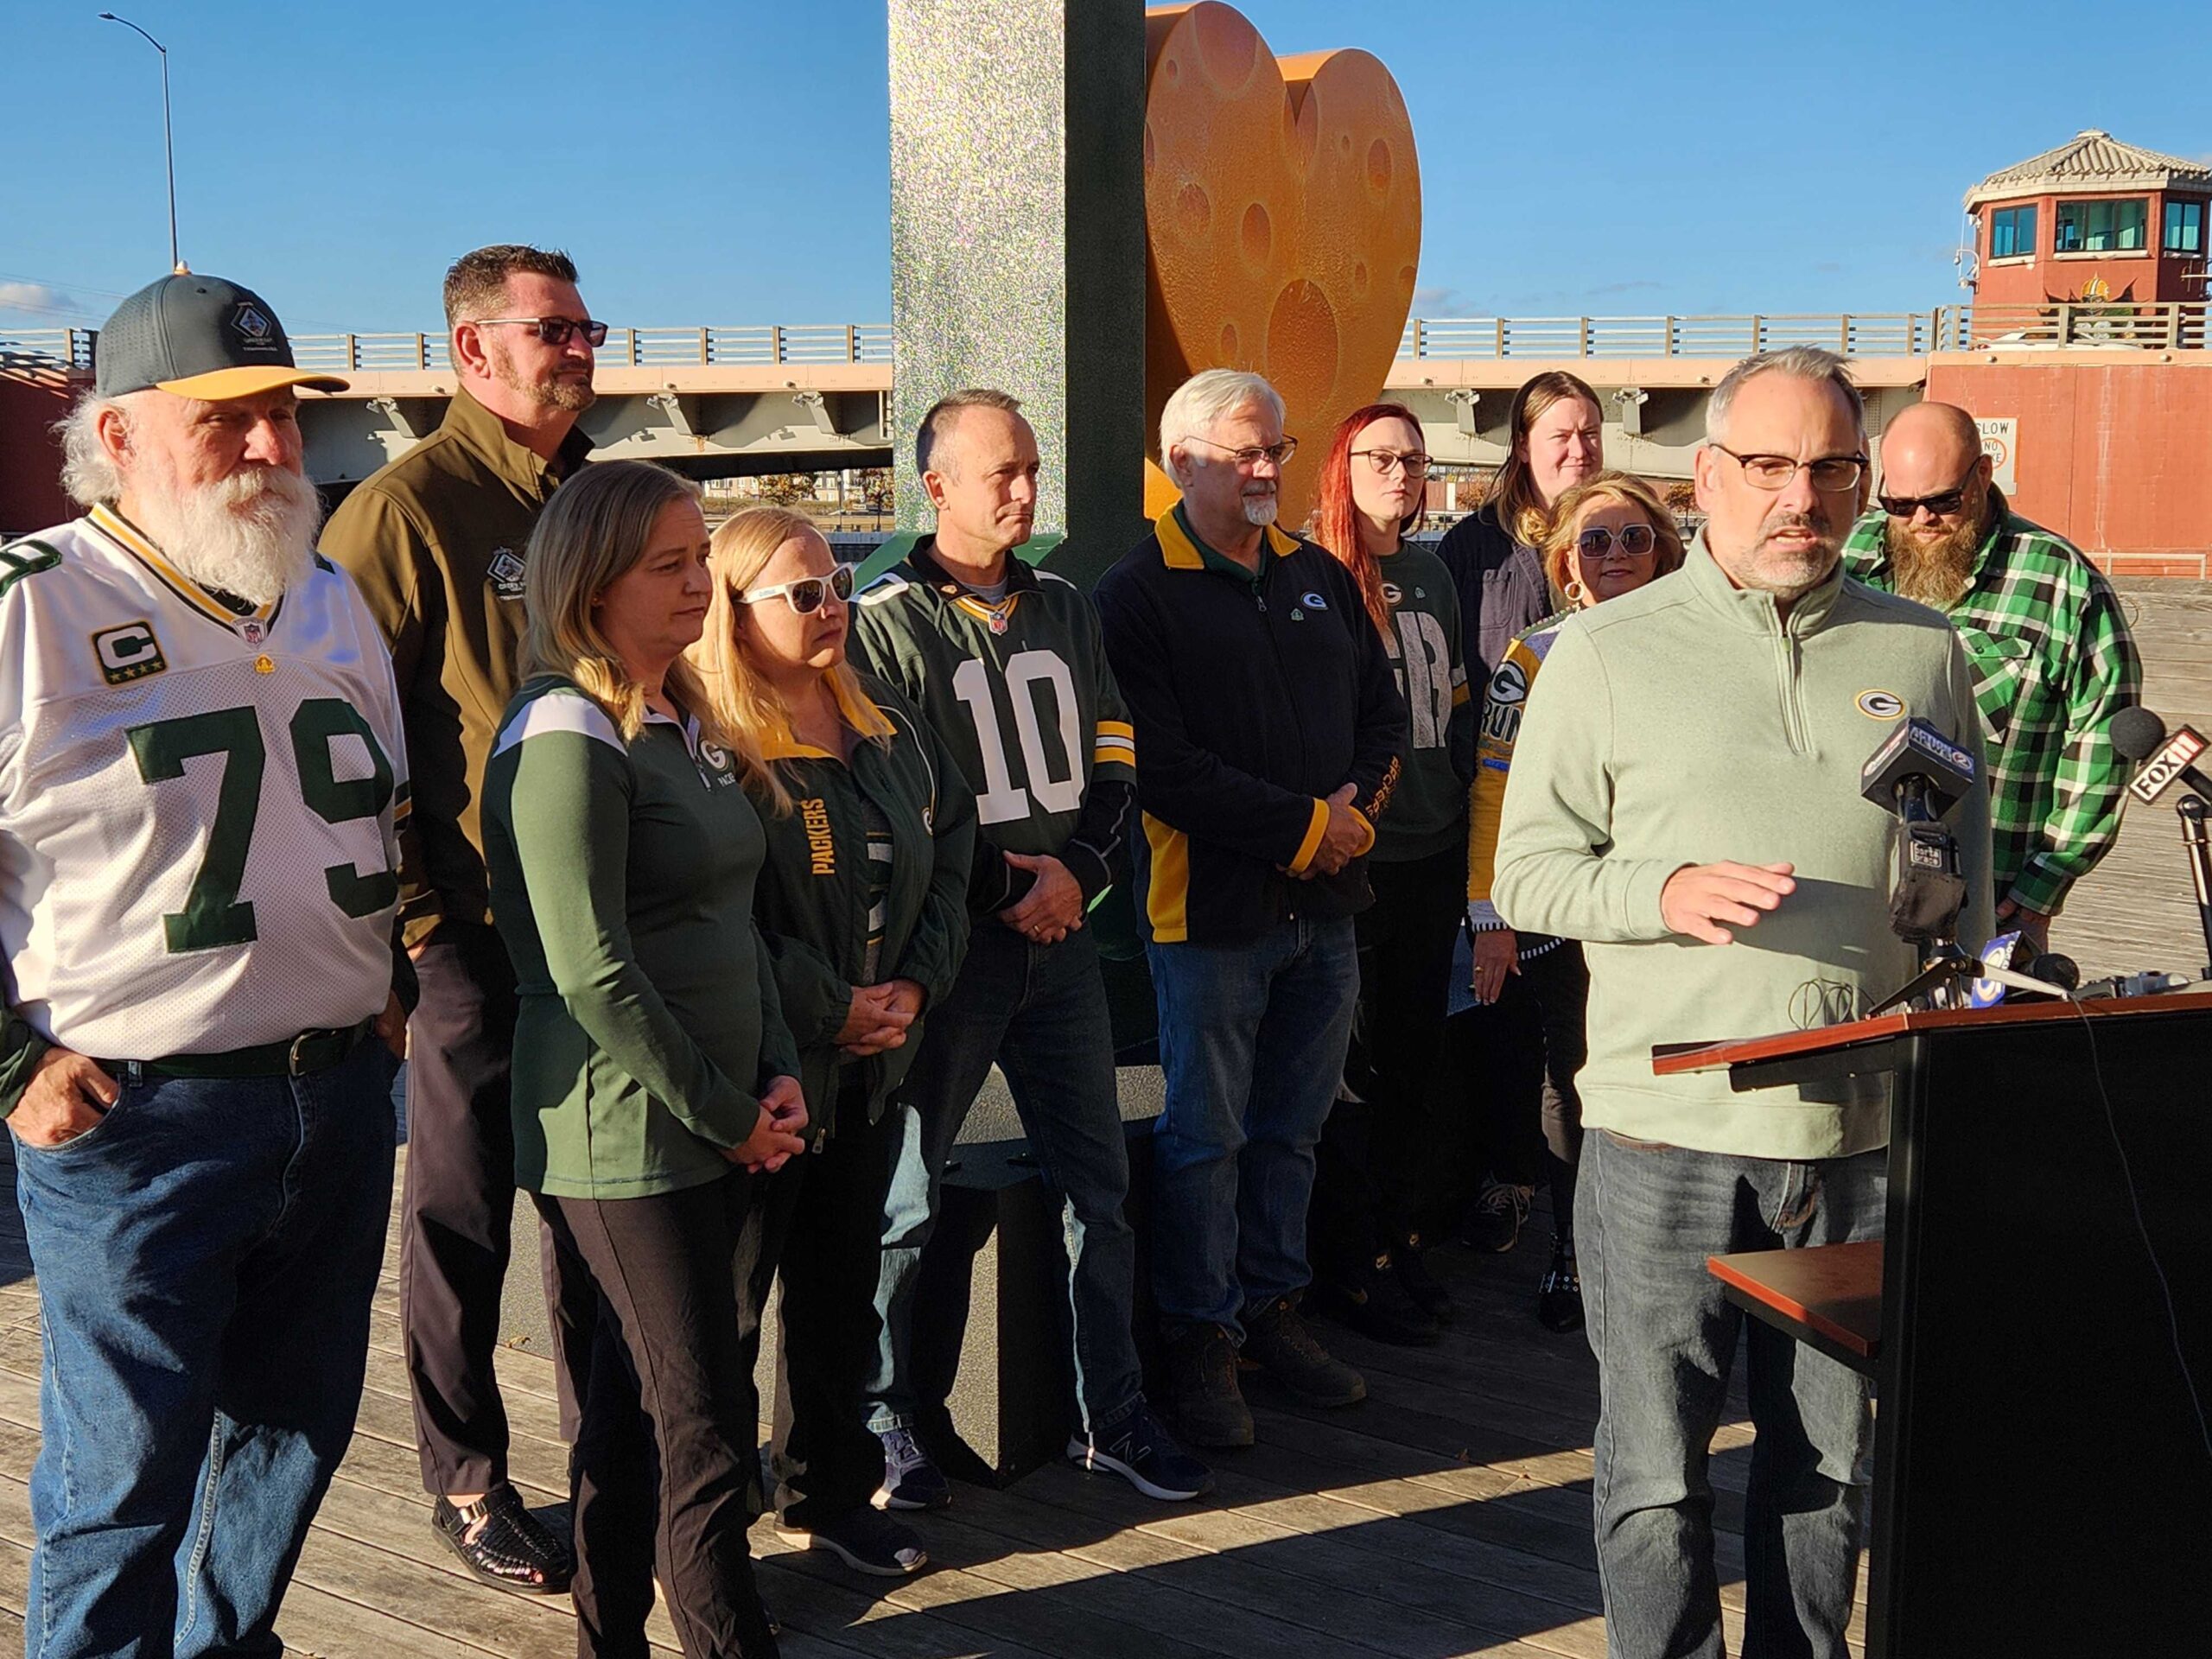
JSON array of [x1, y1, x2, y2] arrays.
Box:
[[2, 273, 410, 1658], [1095, 369, 1407, 1449]]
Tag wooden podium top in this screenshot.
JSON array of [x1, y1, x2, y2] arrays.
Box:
[[1709, 1241, 1885, 1376], [1651, 987, 2212, 1077]]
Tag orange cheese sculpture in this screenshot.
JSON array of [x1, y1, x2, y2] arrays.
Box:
[[1142, 3, 1422, 525]]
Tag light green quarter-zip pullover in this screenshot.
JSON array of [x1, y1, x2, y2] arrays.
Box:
[[1492, 535, 1993, 1160]]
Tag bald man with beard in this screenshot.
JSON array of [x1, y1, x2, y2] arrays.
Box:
[[1842, 402, 2140, 944]]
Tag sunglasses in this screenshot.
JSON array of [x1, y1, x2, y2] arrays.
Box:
[[735, 563, 855, 614], [1877, 474, 1978, 519], [473, 316, 610, 348], [1576, 524, 1658, 558]]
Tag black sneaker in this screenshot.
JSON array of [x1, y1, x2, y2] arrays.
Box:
[[1390, 1231, 1453, 1319], [1166, 1324, 1254, 1449], [431, 1483, 574, 1595], [1243, 1296, 1367, 1408], [774, 1507, 928, 1577], [873, 1425, 951, 1511], [1459, 1177, 1533, 1253], [1068, 1402, 1215, 1501], [1538, 1235, 1585, 1332], [1313, 1255, 1440, 1346]]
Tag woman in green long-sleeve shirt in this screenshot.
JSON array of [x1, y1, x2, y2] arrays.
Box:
[[688, 506, 976, 1579], [483, 461, 802, 1659]]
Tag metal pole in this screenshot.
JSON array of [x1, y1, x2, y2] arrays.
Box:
[[99, 13, 181, 272]]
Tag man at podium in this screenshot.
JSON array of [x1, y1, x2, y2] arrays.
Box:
[[1493, 346, 1993, 1659]]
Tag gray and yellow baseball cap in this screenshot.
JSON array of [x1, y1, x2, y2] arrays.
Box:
[[94, 272, 348, 399]]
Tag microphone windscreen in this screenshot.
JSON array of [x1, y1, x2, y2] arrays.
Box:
[[2029, 952, 2082, 992], [2111, 705, 2169, 761]]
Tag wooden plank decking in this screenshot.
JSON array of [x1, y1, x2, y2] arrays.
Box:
[[0, 1152, 1863, 1658]]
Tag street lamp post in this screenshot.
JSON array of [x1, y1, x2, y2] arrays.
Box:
[[98, 12, 183, 274]]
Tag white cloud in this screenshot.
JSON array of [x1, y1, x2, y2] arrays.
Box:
[[0, 282, 85, 321]]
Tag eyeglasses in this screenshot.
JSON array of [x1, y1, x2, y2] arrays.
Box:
[[472, 316, 609, 348], [1712, 445, 1866, 493], [1351, 448, 1430, 478], [1576, 524, 1658, 558], [1182, 435, 1300, 470], [735, 563, 855, 615], [1877, 472, 1978, 520]]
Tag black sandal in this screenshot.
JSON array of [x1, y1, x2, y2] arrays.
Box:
[[432, 1484, 575, 1595]]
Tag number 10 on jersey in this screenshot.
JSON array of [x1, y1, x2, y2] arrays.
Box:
[[950, 651, 1084, 827]]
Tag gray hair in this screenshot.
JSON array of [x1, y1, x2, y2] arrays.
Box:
[[1159, 369, 1286, 471], [55, 390, 132, 508], [915, 387, 1025, 478], [1706, 346, 1865, 446]]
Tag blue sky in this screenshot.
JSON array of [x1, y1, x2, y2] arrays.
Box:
[[4, 0, 2207, 337]]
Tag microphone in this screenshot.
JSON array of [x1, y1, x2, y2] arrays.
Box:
[[2111, 707, 2212, 805], [2111, 706, 2212, 978], [1968, 931, 2079, 1007], [1861, 718, 1979, 945]]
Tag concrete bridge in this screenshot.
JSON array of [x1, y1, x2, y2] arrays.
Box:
[[6, 304, 2206, 551]]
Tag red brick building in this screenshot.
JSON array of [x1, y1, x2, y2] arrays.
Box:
[[1967, 130, 2210, 308]]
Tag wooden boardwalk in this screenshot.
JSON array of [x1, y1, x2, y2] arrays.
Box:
[[0, 1151, 1866, 1659], [0, 581, 2199, 1655]]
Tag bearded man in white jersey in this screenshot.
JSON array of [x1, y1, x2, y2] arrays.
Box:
[[0, 273, 412, 1659]]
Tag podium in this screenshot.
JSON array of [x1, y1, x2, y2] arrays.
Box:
[[1656, 992, 2212, 1657]]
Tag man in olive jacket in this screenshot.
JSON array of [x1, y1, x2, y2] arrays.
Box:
[[320, 244, 597, 1592]]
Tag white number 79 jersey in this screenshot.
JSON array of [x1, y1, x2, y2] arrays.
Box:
[[0, 505, 410, 1058]]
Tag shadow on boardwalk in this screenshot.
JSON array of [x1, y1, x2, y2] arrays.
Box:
[[0, 1140, 1842, 1659]]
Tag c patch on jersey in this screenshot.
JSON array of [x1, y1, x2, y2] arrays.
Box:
[[1857, 690, 1904, 720], [92, 620, 168, 685]]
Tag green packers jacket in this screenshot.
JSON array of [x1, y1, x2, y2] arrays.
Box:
[[849, 536, 1135, 917], [749, 673, 976, 1140], [1372, 542, 1474, 862], [485, 675, 801, 1200]]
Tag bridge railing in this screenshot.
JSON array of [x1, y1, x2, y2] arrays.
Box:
[[17, 308, 2212, 379], [1397, 312, 1944, 359], [277, 323, 899, 373], [1937, 302, 2209, 353], [0, 328, 96, 372]]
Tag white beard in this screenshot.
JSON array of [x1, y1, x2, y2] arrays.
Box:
[[135, 466, 322, 607], [1241, 491, 1280, 527]]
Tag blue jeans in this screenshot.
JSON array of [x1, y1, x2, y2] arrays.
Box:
[[1147, 916, 1359, 1339], [868, 922, 1141, 1437], [1581, 1128, 1884, 1659], [13, 1038, 399, 1659]]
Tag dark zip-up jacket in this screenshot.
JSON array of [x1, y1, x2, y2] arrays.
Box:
[[750, 673, 976, 1140], [1431, 499, 1554, 691], [1095, 508, 1408, 944]]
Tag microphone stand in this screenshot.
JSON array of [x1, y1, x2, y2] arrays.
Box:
[[2179, 794, 2212, 979]]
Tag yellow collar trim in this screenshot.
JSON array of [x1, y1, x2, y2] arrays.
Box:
[[758, 676, 896, 761], [1153, 507, 1298, 571], [92, 505, 278, 625]]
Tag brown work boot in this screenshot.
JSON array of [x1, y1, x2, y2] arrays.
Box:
[[1166, 1324, 1254, 1448], [1243, 1295, 1368, 1408]]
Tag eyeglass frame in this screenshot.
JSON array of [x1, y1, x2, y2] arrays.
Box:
[[1350, 447, 1431, 478], [469, 316, 610, 348], [1709, 443, 1868, 493], [1179, 434, 1300, 470], [1877, 467, 1983, 521], [734, 563, 856, 615], [1575, 523, 1659, 558]]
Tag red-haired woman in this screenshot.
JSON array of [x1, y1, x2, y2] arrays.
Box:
[[1304, 403, 1471, 1344]]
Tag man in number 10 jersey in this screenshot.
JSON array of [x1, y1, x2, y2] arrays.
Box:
[[850, 390, 1211, 1506], [0, 275, 410, 1656]]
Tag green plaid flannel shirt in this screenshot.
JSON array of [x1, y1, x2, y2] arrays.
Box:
[[1842, 495, 2142, 917]]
